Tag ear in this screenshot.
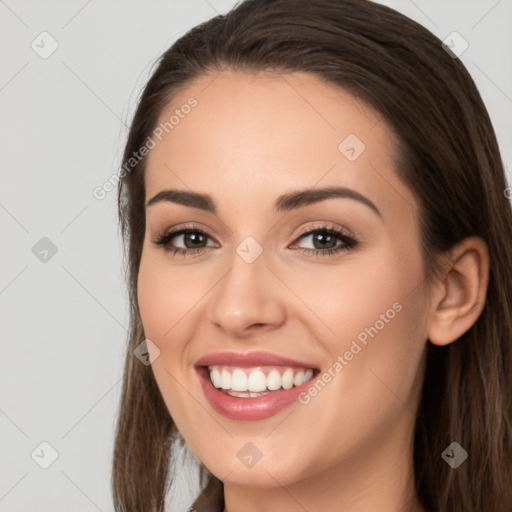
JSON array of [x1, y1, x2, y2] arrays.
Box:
[[427, 236, 490, 346]]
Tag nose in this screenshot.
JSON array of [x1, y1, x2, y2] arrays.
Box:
[[206, 249, 287, 338]]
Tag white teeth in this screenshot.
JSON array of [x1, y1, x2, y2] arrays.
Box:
[[208, 366, 316, 393], [247, 369, 267, 392], [227, 390, 272, 398], [293, 370, 305, 387], [221, 369, 231, 389], [210, 368, 222, 388], [231, 369, 247, 391], [267, 369, 281, 390], [281, 368, 294, 390]]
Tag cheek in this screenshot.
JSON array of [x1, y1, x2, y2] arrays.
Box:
[[137, 252, 203, 340], [137, 255, 202, 428], [290, 246, 426, 410], [285, 247, 420, 348], [137, 275, 170, 339], [287, 271, 426, 471]]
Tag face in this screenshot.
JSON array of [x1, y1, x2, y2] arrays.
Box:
[[137, 70, 430, 490]]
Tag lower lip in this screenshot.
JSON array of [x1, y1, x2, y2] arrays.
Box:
[[196, 367, 316, 421]]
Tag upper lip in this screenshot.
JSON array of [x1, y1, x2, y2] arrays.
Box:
[[195, 351, 319, 370]]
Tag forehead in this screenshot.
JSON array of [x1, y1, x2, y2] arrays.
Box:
[[144, 70, 415, 218]]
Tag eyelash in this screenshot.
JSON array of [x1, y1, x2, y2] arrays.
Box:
[[151, 222, 358, 258]]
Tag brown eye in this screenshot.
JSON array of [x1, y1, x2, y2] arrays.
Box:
[[152, 226, 217, 256], [291, 226, 358, 257]]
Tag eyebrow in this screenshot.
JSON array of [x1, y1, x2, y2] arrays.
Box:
[[146, 186, 382, 218]]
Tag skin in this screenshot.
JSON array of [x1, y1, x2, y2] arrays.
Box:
[[137, 70, 489, 512]]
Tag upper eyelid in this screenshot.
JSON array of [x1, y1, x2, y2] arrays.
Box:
[[294, 222, 354, 239]]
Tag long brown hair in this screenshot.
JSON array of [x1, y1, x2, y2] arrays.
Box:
[[113, 0, 512, 510]]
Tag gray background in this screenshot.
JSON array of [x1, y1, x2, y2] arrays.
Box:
[[0, 0, 511, 510]]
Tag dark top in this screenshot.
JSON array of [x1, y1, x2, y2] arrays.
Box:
[[189, 476, 224, 512]]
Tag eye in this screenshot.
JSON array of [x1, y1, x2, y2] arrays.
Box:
[[151, 224, 217, 257], [151, 222, 358, 257], [290, 224, 358, 257]]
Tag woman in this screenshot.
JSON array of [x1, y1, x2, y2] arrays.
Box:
[[112, 0, 512, 510]]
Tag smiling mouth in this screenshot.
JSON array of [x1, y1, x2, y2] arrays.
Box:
[[199, 365, 319, 398]]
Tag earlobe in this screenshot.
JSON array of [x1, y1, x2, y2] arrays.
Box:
[[427, 236, 489, 347]]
